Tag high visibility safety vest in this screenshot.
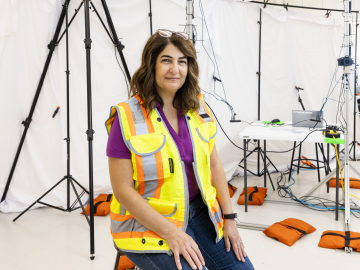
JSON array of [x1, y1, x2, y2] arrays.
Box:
[[105, 94, 223, 253]]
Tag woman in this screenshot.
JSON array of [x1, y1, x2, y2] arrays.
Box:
[[106, 30, 254, 270]]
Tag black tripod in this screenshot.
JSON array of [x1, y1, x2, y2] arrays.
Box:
[[7, 0, 131, 260], [237, 8, 278, 190]]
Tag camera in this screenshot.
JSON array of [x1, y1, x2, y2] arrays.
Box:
[[337, 56, 354, 66]]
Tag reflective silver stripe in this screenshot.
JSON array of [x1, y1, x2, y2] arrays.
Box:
[[198, 101, 212, 123], [125, 97, 149, 136], [111, 219, 135, 234], [142, 180, 158, 198], [163, 204, 178, 217], [120, 205, 126, 216], [133, 110, 145, 124], [132, 220, 148, 233], [214, 211, 221, 223], [196, 127, 209, 143], [209, 125, 217, 140], [127, 134, 166, 156]]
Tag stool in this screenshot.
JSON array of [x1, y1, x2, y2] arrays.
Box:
[[289, 142, 330, 184], [114, 242, 141, 270]]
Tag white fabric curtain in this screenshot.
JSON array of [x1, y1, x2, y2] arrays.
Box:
[[1, 0, 358, 213]]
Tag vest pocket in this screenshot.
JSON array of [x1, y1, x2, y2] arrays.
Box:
[[128, 133, 171, 181], [147, 197, 179, 218]]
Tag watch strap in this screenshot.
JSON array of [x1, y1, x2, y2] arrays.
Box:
[[223, 213, 238, 219]]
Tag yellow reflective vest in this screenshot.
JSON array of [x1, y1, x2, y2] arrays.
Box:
[[105, 94, 223, 253]]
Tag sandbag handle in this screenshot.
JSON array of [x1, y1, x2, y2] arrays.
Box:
[[93, 201, 104, 214], [249, 186, 258, 202], [228, 183, 236, 193], [321, 231, 360, 248], [107, 194, 112, 202]]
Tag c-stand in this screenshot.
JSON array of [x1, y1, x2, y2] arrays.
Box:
[[4, 0, 131, 260]]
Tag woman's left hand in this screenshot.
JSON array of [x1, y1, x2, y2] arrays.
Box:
[[223, 219, 246, 262]]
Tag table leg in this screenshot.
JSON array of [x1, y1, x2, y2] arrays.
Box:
[[297, 143, 302, 175], [315, 143, 321, 182], [327, 144, 330, 193], [288, 142, 296, 182], [336, 144, 339, 221], [244, 139, 248, 213], [264, 140, 267, 188]]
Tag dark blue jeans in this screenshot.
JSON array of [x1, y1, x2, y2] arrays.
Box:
[[124, 194, 254, 270]]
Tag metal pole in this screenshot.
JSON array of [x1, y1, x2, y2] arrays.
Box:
[[353, 12, 358, 161], [186, 0, 194, 44], [84, 0, 95, 260], [257, 8, 262, 175], [344, 0, 351, 228], [149, 0, 153, 35]]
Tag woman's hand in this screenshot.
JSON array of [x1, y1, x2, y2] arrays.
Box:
[[164, 228, 205, 270], [223, 219, 246, 262]]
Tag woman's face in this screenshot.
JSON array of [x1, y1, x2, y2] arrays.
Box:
[[155, 43, 188, 96]]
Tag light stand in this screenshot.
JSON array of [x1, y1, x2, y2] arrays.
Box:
[[237, 7, 278, 190], [5, 0, 131, 260], [186, 0, 195, 44]]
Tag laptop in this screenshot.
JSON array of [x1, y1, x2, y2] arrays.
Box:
[[292, 110, 324, 128]]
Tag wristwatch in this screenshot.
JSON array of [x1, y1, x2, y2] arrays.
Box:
[[223, 213, 238, 219]]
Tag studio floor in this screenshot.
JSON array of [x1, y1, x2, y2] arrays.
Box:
[[2, 162, 360, 270]]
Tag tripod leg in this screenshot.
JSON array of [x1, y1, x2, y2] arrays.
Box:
[[315, 143, 321, 182], [70, 177, 89, 194], [244, 139, 248, 213], [327, 144, 330, 193], [288, 142, 296, 182], [84, 0, 95, 260], [319, 143, 329, 175], [259, 150, 275, 191], [297, 143, 302, 175], [1, 1, 71, 203], [13, 177, 67, 222], [100, 0, 131, 82], [69, 179, 90, 225]]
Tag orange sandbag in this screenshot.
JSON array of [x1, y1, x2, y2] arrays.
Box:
[[81, 194, 113, 216], [300, 156, 316, 168], [228, 183, 238, 198], [237, 186, 267, 205], [318, 230, 360, 251], [263, 218, 316, 247], [118, 255, 135, 270], [328, 177, 360, 189]]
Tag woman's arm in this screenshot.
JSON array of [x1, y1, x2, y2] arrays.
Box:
[[109, 157, 205, 270], [210, 145, 246, 262]]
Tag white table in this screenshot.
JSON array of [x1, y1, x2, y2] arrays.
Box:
[[238, 121, 342, 220]]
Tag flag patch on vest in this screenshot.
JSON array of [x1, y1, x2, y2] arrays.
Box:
[[169, 158, 174, 173]]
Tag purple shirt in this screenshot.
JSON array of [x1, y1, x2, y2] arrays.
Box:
[[106, 103, 200, 200]]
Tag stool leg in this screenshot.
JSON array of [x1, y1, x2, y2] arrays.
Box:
[[315, 143, 321, 182], [297, 143, 302, 174], [114, 250, 121, 270], [289, 142, 296, 182]]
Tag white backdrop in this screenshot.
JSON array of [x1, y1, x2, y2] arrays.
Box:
[[1, 0, 359, 213]]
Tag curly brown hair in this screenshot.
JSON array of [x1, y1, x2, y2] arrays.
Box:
[[129, 31, 201, 115]]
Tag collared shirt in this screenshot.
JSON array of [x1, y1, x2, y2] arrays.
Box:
[[106, 102, 200, 200]]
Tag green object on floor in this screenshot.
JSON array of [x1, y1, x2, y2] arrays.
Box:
[[262, 120, 284, 125], [324, 138, 345, 145]]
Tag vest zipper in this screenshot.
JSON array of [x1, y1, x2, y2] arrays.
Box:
[[185, 115, 221, 243], [155, 108, 190, 233]]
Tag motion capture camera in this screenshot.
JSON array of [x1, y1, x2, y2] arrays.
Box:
[[337, 56, 354, 67]]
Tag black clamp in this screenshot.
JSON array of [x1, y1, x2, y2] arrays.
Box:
[[325, 10, 331, 18], [256, 72, 261, 76], [284, 3, 289, 11], [149, 12, 152, 17], [84, 38, 92, 49], [86, 129, 95, 141], [213, 76, 222, 82], [115, 40, 125, 51], [22, 118, 32, 129], [64, 138, 70, 142], [65, 70, 70, 75], [263, 0, 269, 8], [257, 20, 262, 25], [47, 40, 57, 51]]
